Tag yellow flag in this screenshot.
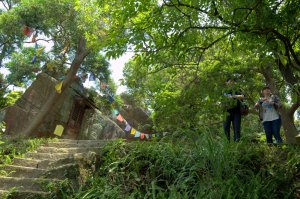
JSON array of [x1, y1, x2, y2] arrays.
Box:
[[131, 128, 136, 135], [37, 47, 45, 56], [47, 63, 54, 71], [54, 125, 64, 136], [55, 81, 63, 94]]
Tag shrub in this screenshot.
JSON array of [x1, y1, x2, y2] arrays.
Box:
[[74, 134, 299, 199]]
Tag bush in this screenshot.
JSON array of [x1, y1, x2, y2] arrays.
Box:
[[74, 133, 299, 199], [0, 132, 49, 165]]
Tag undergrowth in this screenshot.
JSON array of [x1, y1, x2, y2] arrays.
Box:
[[0, 131, 52, 166], [73, 132, 300, 199]]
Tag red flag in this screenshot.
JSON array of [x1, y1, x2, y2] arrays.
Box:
[[100, 82, 107, 90], [116, 114, 124, 122], [140, 133, 145, 139], [23, 26, 33, 37]]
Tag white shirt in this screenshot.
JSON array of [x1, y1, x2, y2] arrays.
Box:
[[261, 100, 279, 122]]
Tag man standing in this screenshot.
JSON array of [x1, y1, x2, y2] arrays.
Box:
[[223, 78, 245, 142]]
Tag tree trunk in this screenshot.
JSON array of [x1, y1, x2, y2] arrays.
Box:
[[280, 106, 299, 144], [23, 38, 89, 137], [260, 62, 300, 144]]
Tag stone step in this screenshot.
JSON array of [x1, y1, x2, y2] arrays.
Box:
[[56, 139, 109, 143], [0, 176, 60, 192], [46, 157, 76, 169], [43, 163, 80, 180], [44, 141, 107, 148], [13, 158, 47, 169], [13, 157, 75, 169], [0, 189, 49, 199], [25, 152, 76, 160], [36, 146, 103, 154], [1, 165, 46, 178]]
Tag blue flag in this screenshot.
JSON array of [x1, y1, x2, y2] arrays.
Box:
[[108, 95, 114, 103], [134, 131, 141, 138], [31, 55, 37, 64], [89, 73, 95, 81], [124, 123, 131, 132], [112, 109, 119, 116]]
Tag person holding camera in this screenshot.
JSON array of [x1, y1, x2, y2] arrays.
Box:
[[255, 86, 283, 144]]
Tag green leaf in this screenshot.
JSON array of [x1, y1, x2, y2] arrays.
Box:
[[279, 54, 288, 66]]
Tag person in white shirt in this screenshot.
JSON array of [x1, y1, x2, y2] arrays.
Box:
[[255, 86, 283, 143]]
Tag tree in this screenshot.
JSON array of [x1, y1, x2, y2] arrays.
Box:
[[122, 44, 265, 134], [0, 0, 110, 136], [89, 0, 300, 143]]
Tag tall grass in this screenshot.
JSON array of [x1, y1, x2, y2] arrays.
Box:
[[0, 132, 54, 165], [74, 130, 299, 199]]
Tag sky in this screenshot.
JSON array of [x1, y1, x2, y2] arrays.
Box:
[[109, 52, 134, 94]]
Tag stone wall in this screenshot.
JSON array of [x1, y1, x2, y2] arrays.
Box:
[[3, 72, 126, 139], [4, 73, 67, 137], [78, 109, 125, 140]]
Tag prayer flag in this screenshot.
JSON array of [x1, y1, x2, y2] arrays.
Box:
[[116, 114, 124, 122], [140, 133, 145, 140], [112, 109, 119, 116], [54, 125, 64, 136], [100, 82, 107, 90], [37, 47, 45, 56], [108, 90, 114, 97], [31, 55, 37, 64], [145, 134, 149, 139], [47, 63, 54, 72], [131, 128, 136, 135], [63, 46, 68, 52], [134, 131, 141, 138], [55, 81, 63, 94], [23, 26, 33, 37], [89, 73, 95, 81], [124, 123, 131, 132], [152, 134, 156, 138], [58, 76, 65, 81], [108, 95, 114, 103]]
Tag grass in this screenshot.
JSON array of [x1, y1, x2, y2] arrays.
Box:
[[0, 125, 298, 199], [72, 132, 299, 199], [0, 132, 51, 166]]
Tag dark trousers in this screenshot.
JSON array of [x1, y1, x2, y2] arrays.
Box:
[[263, 118, 283, 143], [224, 109, 241, 142]]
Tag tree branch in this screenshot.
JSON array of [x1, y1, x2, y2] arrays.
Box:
[[162, 0, 209, 14], [272, 29, 300, 69], [290, 96, 300, 115], [1, 1, 9, 10], [0, 40, 10, 48], [24, 38, 53, 44]]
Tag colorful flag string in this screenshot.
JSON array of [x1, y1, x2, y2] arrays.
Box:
[[100, 81, 160, 140], [27, 29, 45, 65]]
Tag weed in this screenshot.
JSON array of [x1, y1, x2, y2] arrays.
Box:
[[74, 134, 299, 199]]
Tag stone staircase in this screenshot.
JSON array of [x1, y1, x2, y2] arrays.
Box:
[[0, 139, 108, 199]]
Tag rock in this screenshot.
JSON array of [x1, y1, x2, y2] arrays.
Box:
[[4, 73, 72, 137], [3, 73, 126, 139], [113, 93, 153, 135], [78, 109, 125, 140]]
